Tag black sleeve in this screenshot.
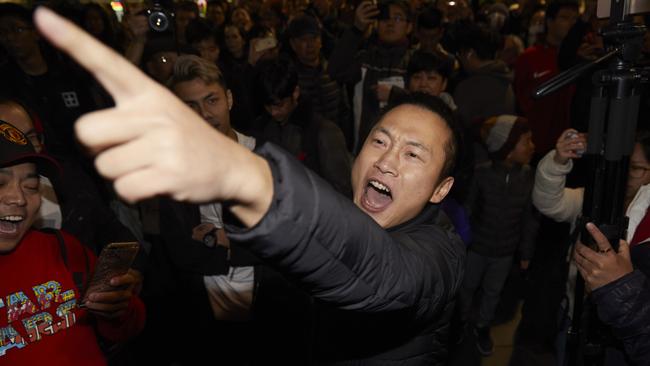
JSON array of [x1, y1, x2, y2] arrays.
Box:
[[228, 143, 449, 316], [592, 270, 650, 363]]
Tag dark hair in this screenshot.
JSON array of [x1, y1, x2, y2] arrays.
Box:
[[0, 3, 33, 24], [186, 18, 217, 45], [379, 93, 460, 181], [377, 0, 412, 22], [81, 3, 118, 47], [254, 57, 298, 106], [175, 0, 200, 17], [454, 23, 502, 61], [545, 1, 579, 22], [407, 51, 453, 80], [417, 6, 443, 30]]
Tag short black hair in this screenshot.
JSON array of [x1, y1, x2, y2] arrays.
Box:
[[254, 57, 298, 106], [175, 0, 200, 16], [545, 1, 579, 22], [454, 23, 502, 61], [378, 92, 460, 181], [377, 0, 412, 22], [417, 6, 443, 30], [186, 18, 217, 45], [407, 51, 453, 80], [0, 3, 33, 24]]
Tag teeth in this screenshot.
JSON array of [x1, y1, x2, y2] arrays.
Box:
[[0, 216, 23, 222], [369, 180, 391, 193]]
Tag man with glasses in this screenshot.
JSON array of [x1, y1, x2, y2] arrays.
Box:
[[329, 0, 414, 153]]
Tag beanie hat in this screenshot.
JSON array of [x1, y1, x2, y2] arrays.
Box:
[[482, 115, 530, 160]]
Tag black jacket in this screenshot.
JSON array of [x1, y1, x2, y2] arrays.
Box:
[[229, 143, 465, 364], [466, 160, 539, 259], [592, 270, 650, 365]]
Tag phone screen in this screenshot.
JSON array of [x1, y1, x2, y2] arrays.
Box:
[[81, 242, 139, 304]]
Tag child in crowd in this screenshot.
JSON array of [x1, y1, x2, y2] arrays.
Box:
[[459, 115, 539, 356]]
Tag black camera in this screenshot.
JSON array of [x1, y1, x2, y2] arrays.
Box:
[[141, 2, 174, 33]]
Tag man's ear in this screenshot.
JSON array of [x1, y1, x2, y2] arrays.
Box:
[[293, 85, 300, 102], [406, 22, 413, 35], [441, 78, 448, 93], [429, 176, 454, 204], [227, 89, 233, 111]]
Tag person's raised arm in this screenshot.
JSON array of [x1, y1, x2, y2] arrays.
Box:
[[34, 7, 272, 227]]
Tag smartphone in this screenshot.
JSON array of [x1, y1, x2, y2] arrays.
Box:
[[81, 242, 140, 304], [254, 37, 277, 53]]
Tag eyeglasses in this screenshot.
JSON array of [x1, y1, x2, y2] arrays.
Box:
[[629, 164, 650, 178]]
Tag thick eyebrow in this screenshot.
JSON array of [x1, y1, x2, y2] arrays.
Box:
[[202, 92, 218, 102], [376, 126, 431, 153]]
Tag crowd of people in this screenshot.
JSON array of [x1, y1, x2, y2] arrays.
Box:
[[0, 0, 650, 365]]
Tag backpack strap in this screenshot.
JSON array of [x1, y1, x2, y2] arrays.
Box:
[[41, 228, 90, 293]]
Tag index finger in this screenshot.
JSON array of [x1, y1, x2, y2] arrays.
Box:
[[34, 7, 152, 103], [586, 222, 613, 253]]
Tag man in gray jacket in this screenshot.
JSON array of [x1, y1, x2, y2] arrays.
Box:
[[35, 9, 465, 364]]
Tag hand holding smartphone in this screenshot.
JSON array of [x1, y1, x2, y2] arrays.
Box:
[[81, 242, 139, 306]]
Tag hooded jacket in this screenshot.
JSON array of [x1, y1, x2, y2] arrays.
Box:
[[229, 143, 465, 364]]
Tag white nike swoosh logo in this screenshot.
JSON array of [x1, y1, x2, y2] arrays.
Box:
[[533, 70, 551, 79]]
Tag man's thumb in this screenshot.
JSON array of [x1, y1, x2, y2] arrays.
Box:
[[618, 240, 631, 260]]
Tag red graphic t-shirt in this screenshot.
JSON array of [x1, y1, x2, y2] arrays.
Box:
[[0, 230, 144, 365]]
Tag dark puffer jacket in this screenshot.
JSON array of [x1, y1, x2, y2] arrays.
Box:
[[466, 160, 539, 259], [229, 143, 465, 365], [592, 270, 650, 365]]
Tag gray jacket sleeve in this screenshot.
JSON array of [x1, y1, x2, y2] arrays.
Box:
[[228, 143, 446, 315]]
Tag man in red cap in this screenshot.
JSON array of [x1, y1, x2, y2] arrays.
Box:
[[0, 121, 145, 364]]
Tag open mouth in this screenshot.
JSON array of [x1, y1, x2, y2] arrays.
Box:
[[361, 179, 393, 212], [0, 215, 24, 235]]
